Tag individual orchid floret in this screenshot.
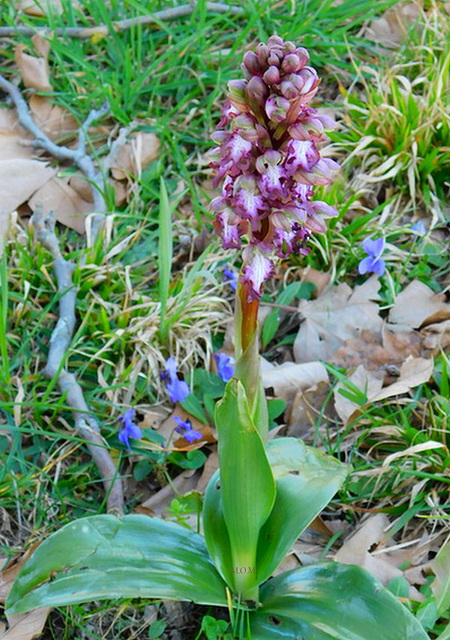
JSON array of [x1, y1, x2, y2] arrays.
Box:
[[215, 353, 236, 382], [209, 36, 339, 301], [118, 409, 142, 449], [173, 416, 203, 443], [162, 357, 190, 403], [358, 237, 386, 277]]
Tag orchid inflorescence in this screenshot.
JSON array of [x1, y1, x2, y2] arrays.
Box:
[[209, 35, 339, 300]]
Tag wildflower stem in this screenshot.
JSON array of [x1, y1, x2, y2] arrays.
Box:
[[239, 282, 259, 353]]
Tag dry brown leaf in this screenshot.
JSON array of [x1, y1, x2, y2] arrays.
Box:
[[0, 110, 34, 161], [300, 267, 331, 297], [364, 2, 421, 48], [294, 276, 382, 363], [334, 356, 434, 425], [15, 45, 52, 92], [334, 365, 383, 426], [0, 608, 50, 640], [0, 159, 56, 213], [29, 96, 78, 143], [110, 131, 160, 180], [137, 469, 200, 515], [333, 326, 430, 380], [0, 544, 50, 640], [389, 280, 450, 329], [28, 175, 93, 234], [287, 380, 334, 438], [371, 356, 434, 402], [262, 361, 329, 401]]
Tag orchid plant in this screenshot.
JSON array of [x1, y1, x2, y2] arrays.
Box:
[[6, 38, 429, 640]]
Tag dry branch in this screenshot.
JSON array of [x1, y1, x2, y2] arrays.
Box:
[[0, 3, 243, 39], [0, 76, 124, 513], [32, 209, 124, 515]]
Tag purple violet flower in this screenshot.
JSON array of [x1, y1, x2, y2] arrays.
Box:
[[215, 353, 236, 382], [358, 237, 386, 277], [223, 267, 238, 290], [163, 357, 190, 403], [118, 409, 142, 449], [173, 416, 203, 443], [411, 220, 426, 235], [209, 36, 339, 300]]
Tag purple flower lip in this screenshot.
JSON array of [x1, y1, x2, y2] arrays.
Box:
[[209, 36, 339, 300], [118, 408, 142, 449], [358, 237, 386, 277], [173, 416, 203, 443], [163, 357, 190, 403]]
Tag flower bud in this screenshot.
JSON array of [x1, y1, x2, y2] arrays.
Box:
[[280, 80, 299, 100], [246, 75, 268, 105], [228, 79, 247, 102], [256, 43, 269, 67], [296, 47, 310, 67], [283, 40, 296, 53], [267, 52, 281, 67], [265, 95, 290, 123], [282, 53, 302, 73], [263, 65, 280, 85], [267, 35, 284, 47], [243, 51, 261, 75]]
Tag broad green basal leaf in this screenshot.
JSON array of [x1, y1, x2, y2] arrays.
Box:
[[250, 562, 430, 640], [215, 378, 276, 594], [6, 515, 228, 615], [203, 469, 234, 589], [256, 438, 347, 584]]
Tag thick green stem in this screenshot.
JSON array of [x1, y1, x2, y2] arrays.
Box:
[[235, 280, 268, 439]]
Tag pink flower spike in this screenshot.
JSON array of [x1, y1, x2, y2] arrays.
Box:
[[208, 37, 340, 300]]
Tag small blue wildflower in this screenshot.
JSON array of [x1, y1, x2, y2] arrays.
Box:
[[173, 416, 203, 443], [118, 408, 142, 449], [214, 352, 235, 382], [163, 357, 190, 403], [358, 237, 386, 277], [223, 267, 238, 291], [411, 220, 426, 236]]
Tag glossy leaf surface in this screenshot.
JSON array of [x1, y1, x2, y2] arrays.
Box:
[[203, 469, 234, 588], [256, 438, 347, 584], [6, 515, 227, 615], [250, 562, 430, 640], [214, 378, 275, 592]]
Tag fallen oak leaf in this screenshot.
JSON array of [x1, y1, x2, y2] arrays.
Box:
[[0, 158, 56, 213], [29, 95, 78, 144], [370, 356, 434, 402], [14, 44, 52, 92], [28, 174, 94, 234], [389, 280, 450, 329], [110, 130, 160, 180], [0, 544, 50, 640], [333, 356, 434, 426], [294, 276, 382, 363]]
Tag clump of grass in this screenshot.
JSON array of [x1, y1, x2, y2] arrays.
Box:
[[333, 4, 450, 221]]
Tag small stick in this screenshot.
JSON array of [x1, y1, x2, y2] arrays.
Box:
[[32, 209, 124, 515], [0, 3, 243, 39]]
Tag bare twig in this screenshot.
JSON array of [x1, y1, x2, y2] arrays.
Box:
[[0, 3, 243, 39], [32, 209, 124, 515]]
